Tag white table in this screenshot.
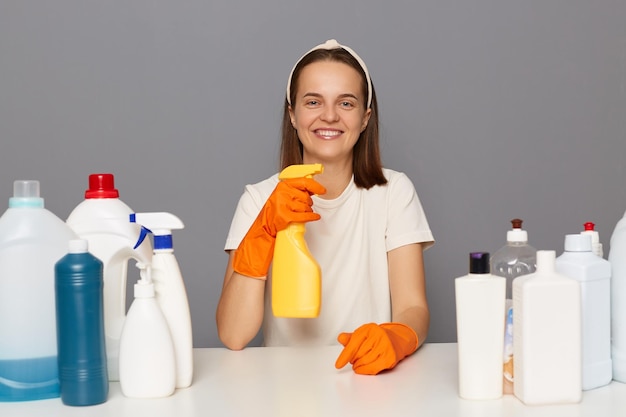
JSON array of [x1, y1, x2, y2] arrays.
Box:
[[2, 343, 625, 416]]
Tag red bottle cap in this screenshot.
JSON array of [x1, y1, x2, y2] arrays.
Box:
[[584, 222, 595, 231], [85, 173, 119, 199]]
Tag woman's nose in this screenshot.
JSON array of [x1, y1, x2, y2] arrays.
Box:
[[320, 105, 339, 122]]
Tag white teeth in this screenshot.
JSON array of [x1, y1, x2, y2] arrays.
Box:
[[317, 130, 340, 137]]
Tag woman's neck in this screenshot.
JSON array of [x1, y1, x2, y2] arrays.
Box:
[[312, 162, 353, 200]]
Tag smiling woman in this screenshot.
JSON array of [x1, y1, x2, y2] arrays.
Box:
[[216, 39, 435, 376]]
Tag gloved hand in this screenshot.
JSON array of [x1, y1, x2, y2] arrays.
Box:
[[232, 177, 326, 279], [335, 322, 419, 375]]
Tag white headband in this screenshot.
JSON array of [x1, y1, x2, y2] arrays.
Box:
[[286, 39, 373, 109]]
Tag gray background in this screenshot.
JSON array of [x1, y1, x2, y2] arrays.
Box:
[[1, 1, 625, 348]]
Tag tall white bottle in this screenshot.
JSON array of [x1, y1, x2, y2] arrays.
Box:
[[66, 173, 152, 381], [118, 267, 176, 398], [513, 250, 582, 404], [609, 210, 626, 382], [455, 252, 506, 400], [130, 212, 193, 389], [556, 234, 611, 390]]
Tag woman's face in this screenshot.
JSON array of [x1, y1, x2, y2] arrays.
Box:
[[288, 60, 371, 166]]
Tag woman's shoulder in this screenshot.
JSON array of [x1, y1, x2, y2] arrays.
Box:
[[381, 168, 416, 190]]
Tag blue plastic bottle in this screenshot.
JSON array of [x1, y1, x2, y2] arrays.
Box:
[[55, 239, 108, 406]]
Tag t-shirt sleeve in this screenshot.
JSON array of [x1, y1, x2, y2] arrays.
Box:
[[224, 176, 278, 251], [385, 172, 434, 252]]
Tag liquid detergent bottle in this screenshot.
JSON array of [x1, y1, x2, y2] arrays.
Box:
[[489, 218, 536, 395], [455, 252, 506, 400], [271, 163, 324, 318], [0, 180, 77, 401], [130, 212, 193, 389], [118, 266, 176, 398], [609, 209, 626, 382], [65, 173, 152, 381], [556, 234, 612, 390], [513, 250, 582, 405], [55, 239, 108, 406], [581, 222, 603, 258]]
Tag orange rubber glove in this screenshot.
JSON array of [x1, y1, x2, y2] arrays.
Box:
[[232, 177, 326, 279], [335, 322, 419, 375]]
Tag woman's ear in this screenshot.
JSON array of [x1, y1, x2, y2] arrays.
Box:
[[361, 108, 372, 132]]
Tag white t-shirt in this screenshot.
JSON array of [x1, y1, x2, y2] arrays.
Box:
[[224, 168, 434, 346]]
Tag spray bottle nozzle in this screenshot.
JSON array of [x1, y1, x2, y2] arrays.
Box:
[[278, 164, 324, 180], [130, 212, 184, 251], [584, 222, 596, 231]]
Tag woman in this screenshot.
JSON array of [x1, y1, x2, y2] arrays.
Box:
[[216, 39, 434, 375]]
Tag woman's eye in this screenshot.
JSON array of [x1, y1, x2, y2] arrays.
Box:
[[340, 101, 354, 108], [306, 100, 320, 106]]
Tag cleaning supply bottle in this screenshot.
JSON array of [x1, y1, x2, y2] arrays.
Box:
[[556, 234, 611, 390], [455, 252, 506, 400], [609, 209, 626, 382], [271, 163, 324, 318], [581, 222, 603, 258], [129, 212, 193, 389], [0, 180, 77, 401], [513, 250, 582, 405], [55, 239, 108, 406], [118, 266, 176, 398], [489, 218, 537, 395], [65, 173, 152, 381]]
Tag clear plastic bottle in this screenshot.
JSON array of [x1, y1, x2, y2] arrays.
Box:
[[556, 234, 611, 390], [490, 218, 537, 395], [55, 239, 108, 406], [490, 219, 537, 299], [0, 180, 77, 401], [455, 252, 506, 400]]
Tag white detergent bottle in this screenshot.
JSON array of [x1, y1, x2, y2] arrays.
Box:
[[609, 209, 626, 382], [119, 266, 176, 398], [65, 173, 152, 381], [581, 222, 603, 258], [130, 212, 193, 389], [455, 252, 506, 400], [0, 180, 77, 401], [513, 250, 582, 405], [556, 234, 611, 390]]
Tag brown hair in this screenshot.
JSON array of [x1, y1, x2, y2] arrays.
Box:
[[280, 48, 387, 189]]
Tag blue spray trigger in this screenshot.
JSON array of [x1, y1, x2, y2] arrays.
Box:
[[133, 225, 153, 250]]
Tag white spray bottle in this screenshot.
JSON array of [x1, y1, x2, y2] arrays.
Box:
[[118, 265, 176, 398], [130, 212, 193, 389], [65, 173, 153, 381]]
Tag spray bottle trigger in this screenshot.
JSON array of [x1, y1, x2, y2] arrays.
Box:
[[133, 226, 153, 250]]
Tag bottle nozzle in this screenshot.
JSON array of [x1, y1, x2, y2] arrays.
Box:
[[584, 222, 595, 231], [278, 164, 324, 180], [511, 218, 523, 229]]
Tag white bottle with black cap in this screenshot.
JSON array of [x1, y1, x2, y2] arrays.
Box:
[[455, 252, 506, 400], [556, 234, 612, 390]]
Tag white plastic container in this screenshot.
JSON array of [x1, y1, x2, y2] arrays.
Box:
[[490, 218, 536, 395], [609, 209, 626, 382], [0, 180, 77, 401], [455, 252, 506, 400], [118, 268, 176, 398], [130, 212, 193, 389], [65, 173, 152, 381], [513, 250, 582, 405], [556, 234, 612, 390]]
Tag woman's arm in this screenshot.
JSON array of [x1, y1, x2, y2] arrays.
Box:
[[215, 250, 266, 350], [388, 242, 430, 348]]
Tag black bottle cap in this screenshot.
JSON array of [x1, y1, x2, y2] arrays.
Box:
[[469, 252, 490, 274]]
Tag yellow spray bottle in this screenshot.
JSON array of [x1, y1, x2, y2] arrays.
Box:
[[271, 163, 324, 318]]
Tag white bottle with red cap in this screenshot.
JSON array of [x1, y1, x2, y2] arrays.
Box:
[[65, 173, 152, 381]]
